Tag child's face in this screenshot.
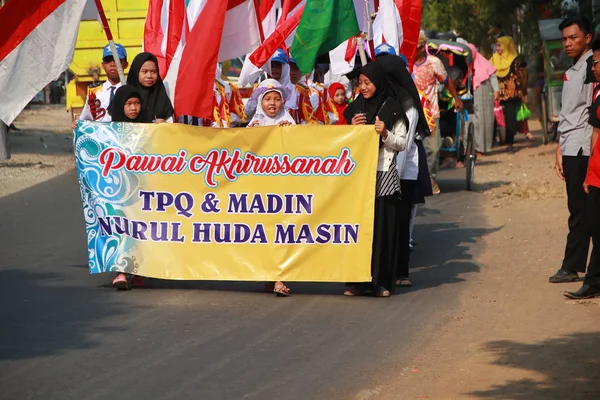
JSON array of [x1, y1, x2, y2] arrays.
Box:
[[139, 60, 158, 88], [333, 89, 346, 105], [270, 62, 283, 80], [102, 57, 129, 82], [290, 63, 303, 85], [124, 97, 141, 120], [262, 91, 283, 118], [358, 74, 376, 99], [593, 50, 600, 81]]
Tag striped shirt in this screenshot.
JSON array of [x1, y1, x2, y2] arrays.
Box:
[[376, 153, 401, 197]]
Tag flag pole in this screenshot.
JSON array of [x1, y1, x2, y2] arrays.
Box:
[[364, 0, 372, 40], [356, 0, 370, 66], [357, 35, 368, 66], [93, 0, 127, 84]]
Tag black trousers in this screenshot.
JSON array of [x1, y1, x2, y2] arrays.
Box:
[[584, 186, 600, 287], [501, 99, 519, 145], [561, 154, 595, 273]]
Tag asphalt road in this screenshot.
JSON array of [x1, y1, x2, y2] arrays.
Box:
[[0, 168, 490, 400]]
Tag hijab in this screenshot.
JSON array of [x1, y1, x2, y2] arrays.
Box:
[[328, 82, 348, 125], [344, 63, 407, 138], [108, 85, 147, 123], [467, 43, 497, 90], [374, 54, 430, 137], [491, 36, 518, 78], [126, 52, 174, 121], [274, 61, 291, 88], [247, 79, 296, 127]]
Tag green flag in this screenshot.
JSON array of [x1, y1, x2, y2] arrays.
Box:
[[291, 0, 360, 74]]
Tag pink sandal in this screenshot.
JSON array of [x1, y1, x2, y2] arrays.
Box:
[[273, 283, 291, 297], [112, 273, 130, 290]]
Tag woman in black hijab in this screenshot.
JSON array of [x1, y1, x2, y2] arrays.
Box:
[[344, 63, 408, 297], [374, 52, 431, 139], [127, 52, 174, 123], [108, 85, 150, 123]]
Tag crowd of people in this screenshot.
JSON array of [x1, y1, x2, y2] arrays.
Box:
[[75, 17, 600, 299], [75, 39, 447, 296]]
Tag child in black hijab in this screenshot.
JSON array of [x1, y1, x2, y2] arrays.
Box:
[[108, 85, 148, 123], [127, 52, 174, 123], [344, 63, 408, 298]]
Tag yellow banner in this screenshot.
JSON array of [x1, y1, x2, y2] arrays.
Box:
[[75, 122, 378, 282]]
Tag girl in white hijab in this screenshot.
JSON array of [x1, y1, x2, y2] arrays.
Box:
[[247, 79, 295, 128], [245, 79, 295, 296]]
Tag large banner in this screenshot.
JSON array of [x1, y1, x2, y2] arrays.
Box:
[[74, 122, 378, 282]]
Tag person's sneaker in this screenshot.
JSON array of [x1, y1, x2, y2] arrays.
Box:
[[112, 273, 130, 290], [563, 285, 600, 299], [431, 178, 441, 195], [549, 269, 580, 283]]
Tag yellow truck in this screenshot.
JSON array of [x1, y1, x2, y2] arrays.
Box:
[[67, 0, 148, 118]]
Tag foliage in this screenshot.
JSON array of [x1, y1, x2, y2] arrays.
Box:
[[422, 0, 564, 58]]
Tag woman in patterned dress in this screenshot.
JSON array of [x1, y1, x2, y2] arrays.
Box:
[[491, 36, 526, 153]]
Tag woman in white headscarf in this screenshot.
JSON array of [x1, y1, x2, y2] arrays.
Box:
[[246, 79, 295, 128]]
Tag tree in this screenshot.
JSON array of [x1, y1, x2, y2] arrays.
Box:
[[422, 0, 564, 58]]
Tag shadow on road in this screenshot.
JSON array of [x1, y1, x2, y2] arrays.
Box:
[[408, 222, 502, 291], [110, 279, 346, 296], [0, 269, 126, 361], [467, 332, 600, 399], [439, 178, 510, 194]]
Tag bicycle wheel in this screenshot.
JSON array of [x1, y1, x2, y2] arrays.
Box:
[[466, 123, 476, 191]]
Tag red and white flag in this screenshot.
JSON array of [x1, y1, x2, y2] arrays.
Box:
[[144, 0, 187, 79], [238, 0, 280, 87], [0, 0, 87, 125], [146, 0, 262, 119], [238, 0, 306, 86], [372, 0, 403, 54], [246, 1, 305, 70]]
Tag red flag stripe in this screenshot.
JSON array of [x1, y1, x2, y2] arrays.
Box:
[[144, 0, 166, 75], [166, 0, 186, 74], [258, 0, 275, 20], [0, 0, 67, 61], [174, 0, 228, 119], [279, 0, 303, 23], [344, 37, 358, 63], [253, 0, 266, 42], [248, 4, 304, 68], [227, 0, 247, 9], [398, 0, 422, 69]]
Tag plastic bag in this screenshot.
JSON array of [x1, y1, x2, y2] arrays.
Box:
[[517, 103, 532, 122], [494, 100, 505, 127]]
